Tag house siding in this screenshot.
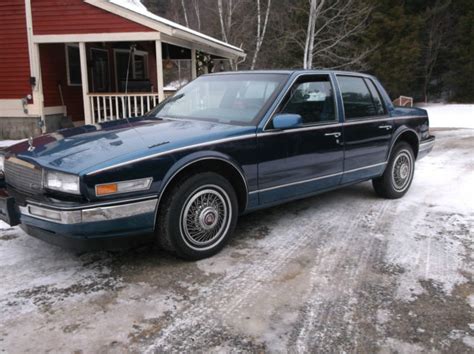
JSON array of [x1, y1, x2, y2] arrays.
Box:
[[40, 44, 84, 121], [32, 0, 154, 35], [0, 0, 31, 99]]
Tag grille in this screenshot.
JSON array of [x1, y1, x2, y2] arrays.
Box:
[[4, 158, 43, 195]]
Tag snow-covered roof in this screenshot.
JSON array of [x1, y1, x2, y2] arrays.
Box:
[[107, 0, 245, 57]]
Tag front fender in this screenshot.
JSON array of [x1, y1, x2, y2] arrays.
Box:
[[158, 150, 248, 197]]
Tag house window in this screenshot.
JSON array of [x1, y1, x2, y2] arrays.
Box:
[[66, 44, 82, 86], [114, 49, 149, 92], [163, 59, 192, 91]]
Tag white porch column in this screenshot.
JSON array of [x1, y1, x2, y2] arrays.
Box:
[[155, 40, 165, 102], [79, 42, 92, 125], [191, 48, 197, 79]]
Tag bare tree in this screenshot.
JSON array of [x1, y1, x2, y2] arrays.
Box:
[[192, 0, 201, 31], [181, 0, 189, 27], [250, 0, 272, 69], [217, 0, 248, 69], [301, 0, 373, 69], [217, 0, 230, 42], [304, 0, 321, 69]]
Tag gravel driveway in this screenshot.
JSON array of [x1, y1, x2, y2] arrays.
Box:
[[0, 129, 473, 353]]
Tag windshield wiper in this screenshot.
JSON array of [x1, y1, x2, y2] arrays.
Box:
[[154, 93, 185, 118]]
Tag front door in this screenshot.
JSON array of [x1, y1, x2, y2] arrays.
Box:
[[336, 75, 393, 183], [91, 48, 110, 92], [257, 74, 344, 205]]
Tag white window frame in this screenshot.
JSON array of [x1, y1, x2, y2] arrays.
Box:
[[113, 48, 149, 90], [65, 43, 82, 86]]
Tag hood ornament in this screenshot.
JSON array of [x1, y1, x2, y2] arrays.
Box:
[[27, 136, 35, 152]]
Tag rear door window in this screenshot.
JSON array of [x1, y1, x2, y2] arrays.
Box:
[[364, 78, 386, 116], [337, 75, 383, 119]]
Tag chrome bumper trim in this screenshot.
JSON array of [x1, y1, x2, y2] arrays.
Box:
[[419, 139, 435, 152], [20, 199, 158, 224]]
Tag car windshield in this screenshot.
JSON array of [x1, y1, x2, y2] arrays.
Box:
[[148, 73, 288, 125]]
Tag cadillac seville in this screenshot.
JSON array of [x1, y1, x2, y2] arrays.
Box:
[[0, 70, 435, 260]]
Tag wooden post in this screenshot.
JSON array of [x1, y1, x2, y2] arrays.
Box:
[[191, 48, 197, 79], [155, 40, 165, 102], [79, 42, 92, 124]]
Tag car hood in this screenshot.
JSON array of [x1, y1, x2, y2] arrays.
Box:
[[5, 118, 255, 175]]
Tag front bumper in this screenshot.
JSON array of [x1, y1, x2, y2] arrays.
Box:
[[0, 189, 157, 251]]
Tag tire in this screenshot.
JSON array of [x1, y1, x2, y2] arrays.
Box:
[[156, 172, 238, 260], [372, 142, 415, 199]]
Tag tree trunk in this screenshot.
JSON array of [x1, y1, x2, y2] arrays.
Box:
[[181, 0, 189, 27], [193, 0, 201, 31], [250, 0, 271, 70], [304, 0, 318, 69], [217, 0, 228, 42]]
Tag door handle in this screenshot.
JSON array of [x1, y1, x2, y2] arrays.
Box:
[[378, 125, 392, 130], [325, 132, 341, 138]]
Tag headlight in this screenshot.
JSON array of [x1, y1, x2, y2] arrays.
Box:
[[95, 178, 152, 196], [44, 170, 80, 195]]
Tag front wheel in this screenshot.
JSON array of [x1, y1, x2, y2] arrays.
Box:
[[372, 142, 415, 199], [157, 172, 238, 260]]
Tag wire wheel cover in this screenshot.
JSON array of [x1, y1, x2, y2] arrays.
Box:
[[392, 150, 413, 191], [180, 186, 231, 248]]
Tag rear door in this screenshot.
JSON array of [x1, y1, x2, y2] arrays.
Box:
[[257, 74, 344, 204], [337, 75, 393, 183]]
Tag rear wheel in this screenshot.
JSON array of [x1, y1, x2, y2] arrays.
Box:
[[372, 142, 415, 199], [157, 172, 238, 260]]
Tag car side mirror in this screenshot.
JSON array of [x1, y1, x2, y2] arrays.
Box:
[[272, 113, 303, 130]]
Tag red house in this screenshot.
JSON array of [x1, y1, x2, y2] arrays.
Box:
[[0, 0, 245, 139]]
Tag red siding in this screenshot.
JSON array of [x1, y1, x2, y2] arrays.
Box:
[[0, 1, 31, 99], [40, 44, 84, 121], [32, 0, 153, 35]]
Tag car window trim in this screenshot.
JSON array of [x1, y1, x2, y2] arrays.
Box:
[[342, 115, 391, 125], [257, 122, 342, 136]]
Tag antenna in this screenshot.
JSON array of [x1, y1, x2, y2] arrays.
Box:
[[123, 43, 146, 146], [124, 44, 136, 95]]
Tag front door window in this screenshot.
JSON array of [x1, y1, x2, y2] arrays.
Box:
[[280, 76, 336, 125]]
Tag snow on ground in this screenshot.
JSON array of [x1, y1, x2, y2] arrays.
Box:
[[421, 104, 474, 129], [0, 221, 10, 229], [0, 128, 472, 352]]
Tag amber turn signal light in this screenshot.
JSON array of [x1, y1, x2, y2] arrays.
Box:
[[95, 183, 118, 196]]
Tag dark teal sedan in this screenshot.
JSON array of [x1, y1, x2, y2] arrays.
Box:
[[0, 70, 435, 260]]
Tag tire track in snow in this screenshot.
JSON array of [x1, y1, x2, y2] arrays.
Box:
[[144, 197, 353, 352], [293, 199, 392, 352]]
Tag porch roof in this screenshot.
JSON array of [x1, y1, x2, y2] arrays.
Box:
[[85, 0, 246, 60]]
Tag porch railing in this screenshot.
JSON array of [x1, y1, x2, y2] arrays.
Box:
[[88, 93, 160, 123]]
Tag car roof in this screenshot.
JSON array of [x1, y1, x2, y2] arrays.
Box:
[[208, 69, 377, 79]]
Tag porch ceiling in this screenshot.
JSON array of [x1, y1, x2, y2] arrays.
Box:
[[86, 0, 246, 60]]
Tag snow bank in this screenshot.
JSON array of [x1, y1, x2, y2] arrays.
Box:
[[420, 104, 474, 129]]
